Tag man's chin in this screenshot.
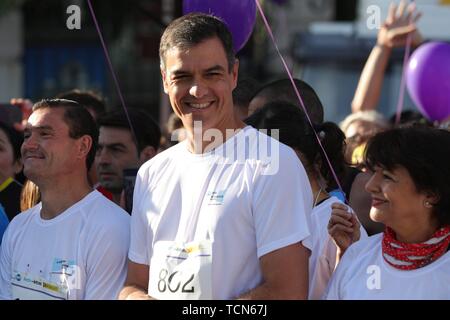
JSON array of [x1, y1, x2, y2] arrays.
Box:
[[99, 183, 122, 194]]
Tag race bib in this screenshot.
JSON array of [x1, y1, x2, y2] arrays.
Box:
[[11, 258, 80, 300], [148, 240, 213, 300], [11, 271, 68, 300]]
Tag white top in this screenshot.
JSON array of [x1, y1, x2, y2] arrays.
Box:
[[130, 126, 313, 299], [324, 233, 450, 299], [302, 196, 368, 300], [0, 190, 130, 300]]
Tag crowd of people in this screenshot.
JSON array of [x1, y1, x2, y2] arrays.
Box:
[[0, 1, 449, 300]]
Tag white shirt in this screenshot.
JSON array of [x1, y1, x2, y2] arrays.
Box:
[[0, 190, 130, 300], [324, 233, 450, 299], [302, 196, 368, 300], [130, 126, 313, 299]]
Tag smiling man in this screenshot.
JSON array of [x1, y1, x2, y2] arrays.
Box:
[[0, 99, 130, 300], [119, 13, 312, 300]]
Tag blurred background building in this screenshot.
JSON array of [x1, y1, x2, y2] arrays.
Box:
[[1, 0, 449, 124]]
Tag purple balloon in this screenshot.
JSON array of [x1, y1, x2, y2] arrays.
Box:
[[406, 42, 450, 121], [182, 0, 256, 52]]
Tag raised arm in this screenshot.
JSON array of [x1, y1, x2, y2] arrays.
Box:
[[352, 0, 422, 113]]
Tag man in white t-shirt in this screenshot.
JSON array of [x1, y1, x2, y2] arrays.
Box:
[[119, 13, 312, 300], [0, 99, 130, 300]]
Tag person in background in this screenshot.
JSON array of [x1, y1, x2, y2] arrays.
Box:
[[339, 110, 389, 165], [248, 78, 324, 124], [162, 112, 186, 150], [351, 0, 422, 114], [325, 127, 450, 299], [246, 101, 367, 299], [20, 179, 40, 212], [56, 89, 106, 121], [232, 77, 259, 120], [0, 204, 8, 246], [0, 122, 23, 221], [96, 109, 160, 207]]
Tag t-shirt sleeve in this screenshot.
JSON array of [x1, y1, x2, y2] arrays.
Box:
[[128, 166, 150, 265], [252, 146, 313, 258], [84, 214, 130, 300], [0, 225, 13, 300], [322, 242, 357, 300]]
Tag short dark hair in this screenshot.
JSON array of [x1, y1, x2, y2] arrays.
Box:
[[245, 101, 346, 188], [0, 122, 23, 162], [250, 78, 324, 124], [97, 108, 161, 153], [159, 13, 235, 71], [365, 127, 450, 226], [388, 110, 433, 128], [56, 89, 106, 119], [32, 99, 99, 171], [233, 77, 260, 109]]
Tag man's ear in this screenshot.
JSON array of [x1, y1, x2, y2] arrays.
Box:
[[161, 66, 169, 94], [231, 58, 239, 91], [78, 135, 93, 161], [139, 146, 157, 164]]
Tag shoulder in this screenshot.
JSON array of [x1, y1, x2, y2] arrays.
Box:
[[80, 191, 130, 233], [343, 233, 382, 262], [8, 205, 39, 228], [2, 205, 39, 243], [139, 142, 186, 173], [244, 127, 306, 178]]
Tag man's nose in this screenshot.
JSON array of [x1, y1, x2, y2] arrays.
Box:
[[21, 133, 38, 153], [96, 148, 111, 164], [189, 80, 208, 98]]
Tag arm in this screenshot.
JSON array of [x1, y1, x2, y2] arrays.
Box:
[[238, 243, 310, 300], [0, 227, 13, 299], [351, 1, 422, 113], [327, 203, 361, 265], [119, 260, 152, 300]]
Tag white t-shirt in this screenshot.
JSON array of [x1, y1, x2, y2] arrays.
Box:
[[324, 233, 450, 299], [130, 126, 313, 299], [0, 190, 130, 300], [302, 196, 368, 300]]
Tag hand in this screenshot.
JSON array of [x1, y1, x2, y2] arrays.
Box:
[[327, 202, 361, 256], [377, 0, 423, 49], [10, 98, 33, 132]]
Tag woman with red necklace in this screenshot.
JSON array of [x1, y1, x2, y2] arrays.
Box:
[[325, 127, 450, 299]]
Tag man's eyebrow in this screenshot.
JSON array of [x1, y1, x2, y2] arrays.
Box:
[[101, 143, 127, 149], [205, 65, 225, 73], [171, 69, 191, 77], [25, 125, 55, 132]]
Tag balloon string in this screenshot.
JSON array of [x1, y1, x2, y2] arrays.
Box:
[[86, 0, 138, 148], [254, 0, 345, 201]]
